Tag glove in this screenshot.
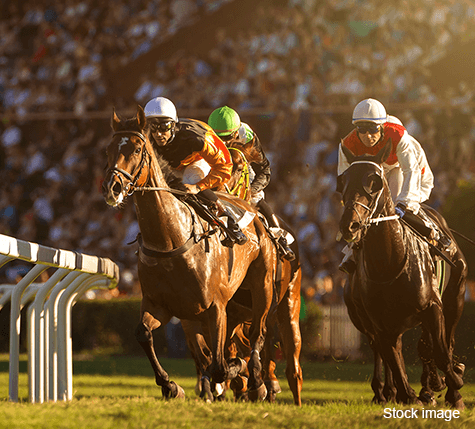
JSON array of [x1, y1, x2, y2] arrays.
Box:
[[395, 203, 406, 218]]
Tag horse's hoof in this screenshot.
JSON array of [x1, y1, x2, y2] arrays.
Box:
[[162, 381, 185, 400], [454, 363, 465, 377], [248, 383, 267, 402], [446, 398, 465, 410], [372, 397, 387, 405], [214, 382, 226, 397], [265, 380, 282, 395], [230, 375, 248, 393], [419, 391, 436, 406], [199, 377, 214, 403]]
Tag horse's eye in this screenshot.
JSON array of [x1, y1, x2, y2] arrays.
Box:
[[134, 147, 141, 155]]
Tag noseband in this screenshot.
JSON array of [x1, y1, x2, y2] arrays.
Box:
[[108, 131, 150, 195]]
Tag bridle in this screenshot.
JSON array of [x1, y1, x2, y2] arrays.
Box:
[[108, 131, 151, 196], [343, 161, 399, 234]]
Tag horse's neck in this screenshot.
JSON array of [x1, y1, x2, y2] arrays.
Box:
[[363, 196, 406, 278], [134, 164, 191, 250]]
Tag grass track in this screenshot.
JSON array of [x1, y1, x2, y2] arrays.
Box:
[[1, 355, 475, 428]]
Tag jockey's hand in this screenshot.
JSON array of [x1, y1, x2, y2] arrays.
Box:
[[184, 183, 201, 194], [395, 203, 406, 218]]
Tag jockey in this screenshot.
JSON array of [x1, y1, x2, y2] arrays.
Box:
[[338, 98, 451, 274], [143, 97, 247, 246], [208, 106, 295, 261]]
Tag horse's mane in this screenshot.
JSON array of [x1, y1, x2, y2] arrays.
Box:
[[155, 151, 188, 193]]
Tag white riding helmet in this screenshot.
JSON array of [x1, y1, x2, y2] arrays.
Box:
[[144, 97, 178, 122], [352, 98, 387, 125], [387, 115, 403, 126]]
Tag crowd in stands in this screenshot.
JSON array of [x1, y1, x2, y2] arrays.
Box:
[[1, 0, 475, 304]]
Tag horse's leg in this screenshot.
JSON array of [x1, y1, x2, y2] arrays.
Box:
[[377, 333, 420, 405], [261, 320, 281, 404], [382, 358, 397, 403], [180, 319, 214, 402], [228, 323, 251, 402], [418, 326, 444, 406], [441, 257, 467, 409], [369, 339, 386, 404], [275, 282, 303, 406], [420, 301, 464, 409], [246, 262, 273, 401], [206, 301, 230, 385], [135, 306, 185, 399]]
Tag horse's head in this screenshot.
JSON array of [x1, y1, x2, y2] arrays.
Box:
[[102, 106, 151, 207], [337, 139, 393, 243]]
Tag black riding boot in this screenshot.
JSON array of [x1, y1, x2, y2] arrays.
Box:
[[197, 189, 248, 246], [257, 199, 295, 261], [402, 209, 452, 250]]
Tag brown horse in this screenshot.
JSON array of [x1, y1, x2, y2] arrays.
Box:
[[184, 141, 303, 405], [102, 106, 275, 399], [337, 140, 467, 409]]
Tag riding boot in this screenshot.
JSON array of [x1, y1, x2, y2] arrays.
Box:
[[416, 209, 452, 251], [269, 227, 295, 261], [215, 199, 248, 246]]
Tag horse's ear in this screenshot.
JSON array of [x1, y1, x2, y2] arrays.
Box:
[[376, 138, 392, 164], [137, 105, 146, 130], [111, 108, 121, 131], [341, 141, 355, 164]]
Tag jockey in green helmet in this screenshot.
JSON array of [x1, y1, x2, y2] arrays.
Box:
[[208, 106, 296, 261]]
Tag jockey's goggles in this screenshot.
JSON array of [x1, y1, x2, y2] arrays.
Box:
[[218, 130, 238, 142], [356, 124, 381, 134], [150, 120, 174, 133]]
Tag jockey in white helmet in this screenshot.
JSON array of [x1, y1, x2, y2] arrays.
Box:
[[337, 98, 451, 274], [143, 97, 248, 246]]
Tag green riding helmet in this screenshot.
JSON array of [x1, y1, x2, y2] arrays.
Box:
[[208, 106, 241, 137]]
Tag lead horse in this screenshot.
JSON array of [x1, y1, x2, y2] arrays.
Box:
[[102, 106, 275, 399], [338, 140, 467, 409]]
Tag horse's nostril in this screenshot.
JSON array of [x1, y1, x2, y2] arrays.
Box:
[[349, 221, 361, 233]]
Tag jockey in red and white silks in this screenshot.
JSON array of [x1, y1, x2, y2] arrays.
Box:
[[338, 102, 434, 216]]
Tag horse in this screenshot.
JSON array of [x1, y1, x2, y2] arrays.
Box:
[[183, 140, 304, 405], [337, 139, 467, 409], [102, 105, 276, 400]]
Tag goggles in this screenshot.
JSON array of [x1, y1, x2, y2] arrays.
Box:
[[218, 130, 238, 142], [150, 120, 174, 133], [356, 124, 381, 134]]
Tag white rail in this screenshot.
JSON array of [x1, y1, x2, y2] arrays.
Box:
[[0, 233, 119, 403]]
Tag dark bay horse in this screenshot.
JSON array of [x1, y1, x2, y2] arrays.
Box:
[[338, 140, 467, 409], [102, 106, 276, 399], [185, 141, 303, 405]]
